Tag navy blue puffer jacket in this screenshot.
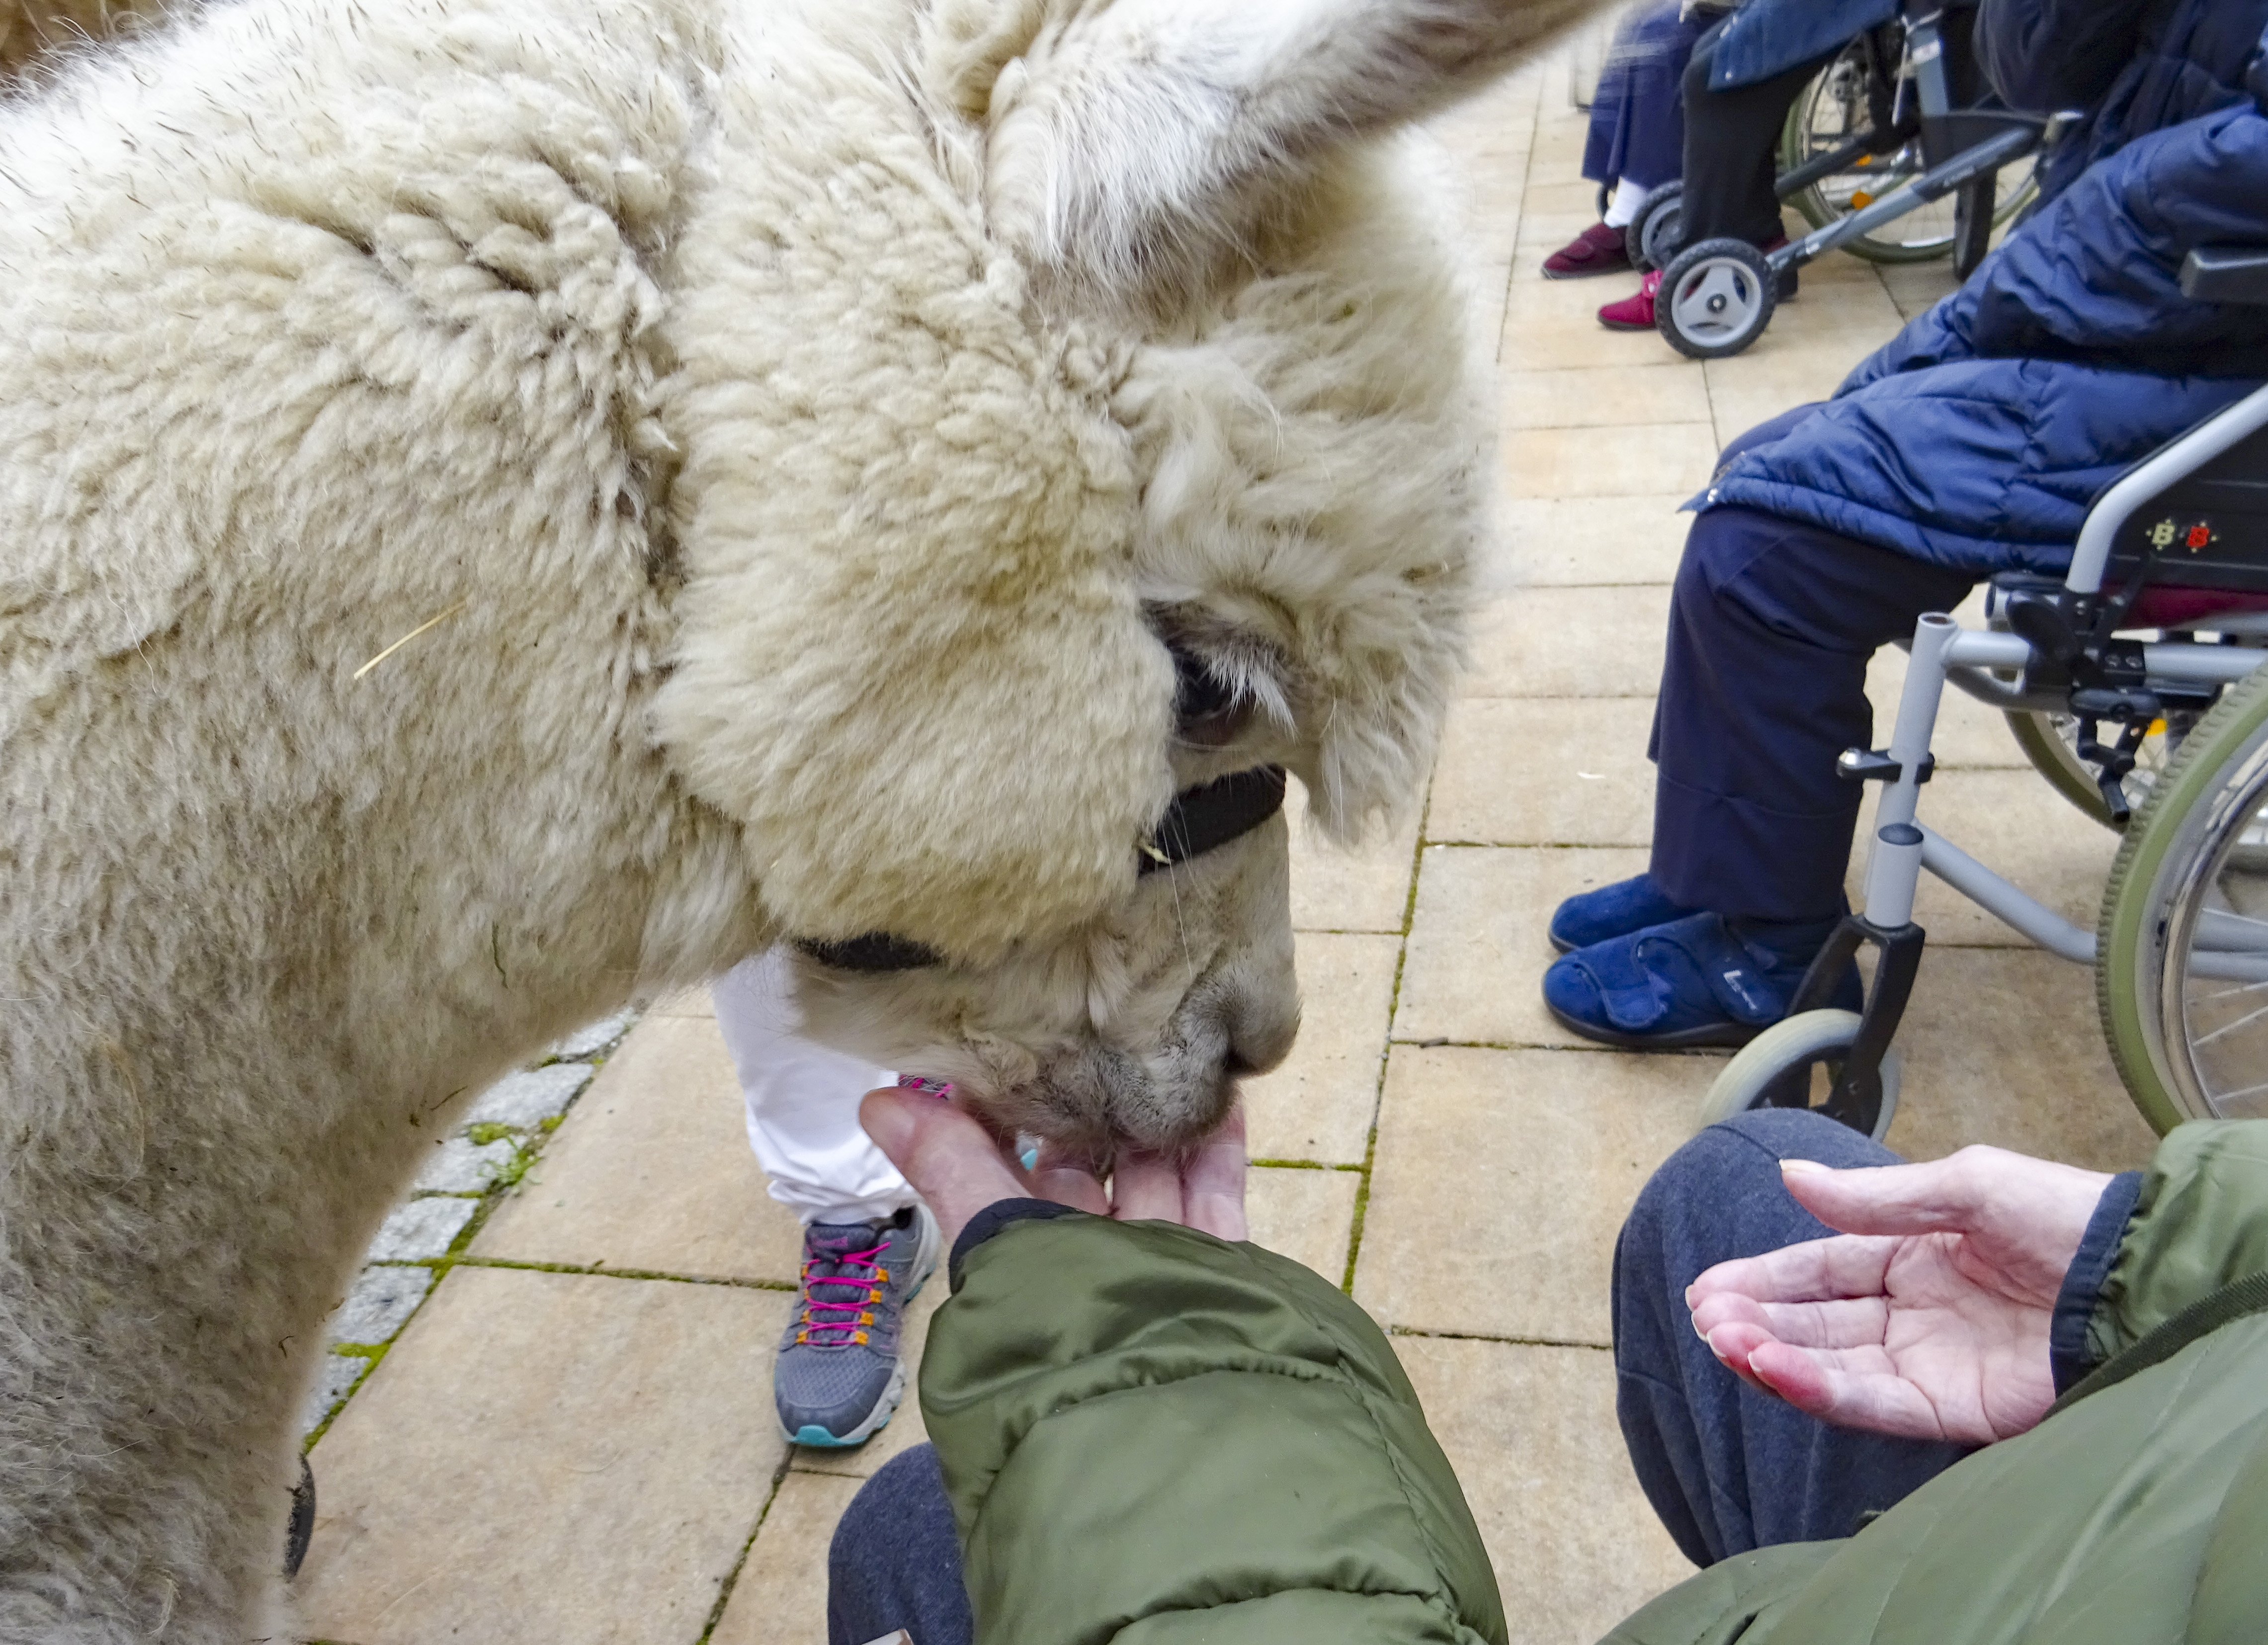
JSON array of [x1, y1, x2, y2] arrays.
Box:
[[1701, 0, 2268, 577]]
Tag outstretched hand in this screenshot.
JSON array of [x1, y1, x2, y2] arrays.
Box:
[[859, 1086, 1247, 1248], [1685, 1147, 2115, 1444]]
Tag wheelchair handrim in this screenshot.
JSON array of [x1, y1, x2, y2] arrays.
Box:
[[2099, 667, 2268, 1130]]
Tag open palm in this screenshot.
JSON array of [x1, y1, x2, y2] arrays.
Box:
[[1686, 1148, 2117, 1444]]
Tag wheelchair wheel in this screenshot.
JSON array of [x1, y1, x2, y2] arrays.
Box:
[[1697, 1010, 1901, 1141], [2098, 666, 2268, 1130], [2006, 709, 2174, 831], [1630, 181, 1683, 275], [1777, 37, 2038, 264], [1657, 239, 1775, 359]]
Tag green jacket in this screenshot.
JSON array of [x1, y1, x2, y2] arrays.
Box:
[[920, 1124, 2268, 1644]]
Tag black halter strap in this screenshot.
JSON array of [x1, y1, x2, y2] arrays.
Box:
[[1137, 765, 1288, 875], [795, 765, 1289, 973]]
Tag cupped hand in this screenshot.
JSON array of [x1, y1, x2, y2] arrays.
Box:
[[1685, 1146, 2115, 1444], [859, 1086, 1248, 1249]]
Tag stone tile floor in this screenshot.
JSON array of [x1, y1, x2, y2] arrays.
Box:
[[290, 48, 2163, 1645]]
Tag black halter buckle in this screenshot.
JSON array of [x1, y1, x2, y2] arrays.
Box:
[[795, 765, 1289, 973]]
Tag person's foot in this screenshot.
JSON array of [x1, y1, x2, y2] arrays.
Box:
[[775, 1203, 941, 1447], [1548, 872, 1701, 954], [1541, 910, 1859, 1049], [1597, 268, 1662, 331], [1542, 222, 1630, 280], [1599, 241, 1800, 331]]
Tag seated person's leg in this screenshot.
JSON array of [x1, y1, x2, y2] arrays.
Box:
[[1547, 0, 1706, 279], [827, 1445, 974, 1645], [1597, 35, 1841, 329], [1542, 476, 1972, 1047], [1614, 1110, 1972, 1564]]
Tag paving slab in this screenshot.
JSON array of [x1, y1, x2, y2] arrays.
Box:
[[1395, 1335, 1696, 1645], [1884, 947, 2160, 1171], [296, 1267, 791, 1645], [473, 1013, 807, 1283], [1396, 845, 1651, 1048], [1286, 779, 1420, 933], [710, 1472, 868, 1645], [1428, 697, 1659, 847], [1499, 363, 1715, 431], [1496, 494, 1691, 588], [1463, 585, 1673, 698], [1356, 1046, 1704, 1345], [1246, 1163, 1362, 1285], [1241, 931, 1400, 1165], [1501, 422, 1721, 500]]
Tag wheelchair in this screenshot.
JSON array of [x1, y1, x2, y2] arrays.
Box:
[[1701, 246, 2268, 1140], [1638, 0, 2063, 360]]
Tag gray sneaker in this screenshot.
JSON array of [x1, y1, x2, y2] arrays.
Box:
[[775, 1203, 940, 1447]]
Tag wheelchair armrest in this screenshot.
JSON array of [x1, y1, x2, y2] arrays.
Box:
[[2181, 247, 2268, 305]]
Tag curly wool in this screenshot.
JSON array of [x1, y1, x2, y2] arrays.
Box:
[[0, 0, 1593, 1635]]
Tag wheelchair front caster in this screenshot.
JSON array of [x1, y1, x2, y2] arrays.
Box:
[[1697, 1009, 1902, 1140], [1630, 180, 1683, 274], [1657, 237, 1775, 359]]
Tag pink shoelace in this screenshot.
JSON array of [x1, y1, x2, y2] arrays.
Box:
[[794, 1238, 892, 1348]]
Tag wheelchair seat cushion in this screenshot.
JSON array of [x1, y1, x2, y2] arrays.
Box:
[[2127, 586, 2268, 628]]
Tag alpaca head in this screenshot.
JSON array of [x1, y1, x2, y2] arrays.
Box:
[[658, 0, 1592, 1151]]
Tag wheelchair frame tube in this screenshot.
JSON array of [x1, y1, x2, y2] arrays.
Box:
[[2069, 381, 2268, 595], [1916, 825, 2095, 960], [1778, 123, 2036, 270], [1859, 613, 1963, 917]]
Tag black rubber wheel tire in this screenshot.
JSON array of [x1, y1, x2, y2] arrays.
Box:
[[1656, 237, 1777, 359], [1631, 180, 1684, 274], [1951, 173, 1998, 279]]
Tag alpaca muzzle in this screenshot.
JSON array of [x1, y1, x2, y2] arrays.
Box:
[[795, 765, 1289, 972]]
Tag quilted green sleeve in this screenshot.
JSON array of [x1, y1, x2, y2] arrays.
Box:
[[918, 1212, 1506, 1645], [2089, 1120, 2268, 1365]]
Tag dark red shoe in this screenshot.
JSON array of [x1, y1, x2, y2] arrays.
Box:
[[1596, 269, 1662, 331], [1542, 222, 1631, 280]]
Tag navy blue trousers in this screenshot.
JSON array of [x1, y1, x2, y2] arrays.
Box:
[[825, 1112, 1971, 1638], [1585, 0, 1710, 191], [1651, 410, 1974, 923]]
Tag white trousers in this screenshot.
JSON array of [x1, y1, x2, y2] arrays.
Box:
[[711, 947, 918, 1226]]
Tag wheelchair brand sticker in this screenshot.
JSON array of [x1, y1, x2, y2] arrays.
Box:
[[2149, 517, 2220, 553]]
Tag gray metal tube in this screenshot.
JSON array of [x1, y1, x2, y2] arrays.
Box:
[[1855, 614, 1960, 922], [1916, 826, 2096, 961], [2141, 643, 2268, 684]]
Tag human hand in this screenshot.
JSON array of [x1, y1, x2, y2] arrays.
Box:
[[1685, 1146, 2116, 1444], [859, 1086, 1248, 1249]]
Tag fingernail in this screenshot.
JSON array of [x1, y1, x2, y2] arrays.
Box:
[[1779, 1158, 1830, 1176]]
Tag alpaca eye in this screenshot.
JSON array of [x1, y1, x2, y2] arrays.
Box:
[[1170, 646, 1247, 749]]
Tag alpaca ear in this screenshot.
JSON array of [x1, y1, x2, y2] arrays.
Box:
[[967, 0, 1600, 293]]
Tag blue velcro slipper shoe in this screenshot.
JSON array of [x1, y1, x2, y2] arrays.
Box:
[[1542, 911, 1859, 1049], [1548, 872, 1701, 954]]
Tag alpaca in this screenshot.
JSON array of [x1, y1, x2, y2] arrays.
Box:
[[0, 0, 1592, 1635]]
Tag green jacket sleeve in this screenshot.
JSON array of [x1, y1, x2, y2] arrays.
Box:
[[2087, 1120, 2268, 1366], [918, 1211, 1507, 1645]]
